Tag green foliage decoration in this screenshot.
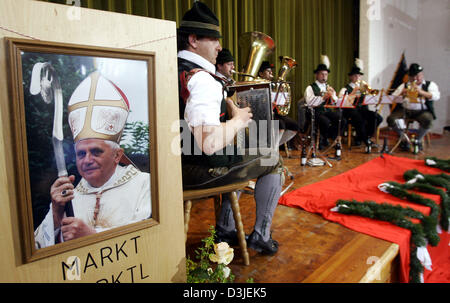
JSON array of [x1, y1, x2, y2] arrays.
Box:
[[186, 226, 235, 283]]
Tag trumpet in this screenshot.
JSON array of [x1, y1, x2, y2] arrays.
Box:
[[405, 80, 419, 103], [356, 80, 379, 95]]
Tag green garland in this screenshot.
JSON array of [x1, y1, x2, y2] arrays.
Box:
[[333, 158, 450, 283], [335, 200, 426, 283], [404, 169, 450, 191], [425, 157, 450, 172], [380, 181, 440, 245], [403, 169, 450, 231]]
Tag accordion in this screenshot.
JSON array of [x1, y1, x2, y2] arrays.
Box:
[[229, 81, 275, 152]]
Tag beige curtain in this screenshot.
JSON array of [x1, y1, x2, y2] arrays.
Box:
[[41, 0, 358, 120]]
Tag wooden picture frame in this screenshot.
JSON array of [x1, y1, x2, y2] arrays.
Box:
[[6, 37, 159, 263]]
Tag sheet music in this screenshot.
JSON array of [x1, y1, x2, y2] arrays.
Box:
[[362, 94, 402, 105], [337, 95, 356, 108], [323, 94, 356, 108], [362, 94, 380, 105], [381, 95, 403, 104], [271, 91, 287, 106]]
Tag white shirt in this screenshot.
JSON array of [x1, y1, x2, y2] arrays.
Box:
[[178, 50, 227, 128], [392, 80, 440, 111], [34, 165, 151, 248], [304, 80, 338, 106], [338, 82, 357, 98]]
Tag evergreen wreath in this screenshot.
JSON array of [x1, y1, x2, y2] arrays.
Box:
[[333, 158, 450, 283], [379, 181, 440, 245], [335, 200, 428, 283], [403, 169, 450, 231], [424, 157, 450, 172]]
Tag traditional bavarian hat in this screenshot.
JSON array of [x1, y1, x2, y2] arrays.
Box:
[[408, 63, 423, 76], [259, 61, 274, 74], [178, 1, 222, 38], [348, 58, 364, 76], [216, 48, 235, 65], [68, 71, 130, 144], [314, 55, 331, 73]]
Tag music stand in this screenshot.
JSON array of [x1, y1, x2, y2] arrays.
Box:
[[305, 96, 332, 167], [321, 93, 355, 159], [361, 89, 384, 151]]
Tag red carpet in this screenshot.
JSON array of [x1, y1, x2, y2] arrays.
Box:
[[279, 154, 449, 283]]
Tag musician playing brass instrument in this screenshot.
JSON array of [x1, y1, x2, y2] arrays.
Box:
[[338, 59, 382, 147], [387, 63, 440, 151], [258, 61, 301, 149], [215, 48, 236, 97], [304, 55, 345, 150]]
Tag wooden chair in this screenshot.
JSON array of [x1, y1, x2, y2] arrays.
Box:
[[183, 181, 250, 266]]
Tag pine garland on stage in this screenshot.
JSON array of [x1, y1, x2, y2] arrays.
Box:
[[425, 157, 450, 172], [333, 157, 449, 283], [403, 169, 450, 231], [335, 199, 428, 283]]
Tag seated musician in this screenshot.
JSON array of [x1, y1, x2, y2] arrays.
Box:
[[304, 55, 345, 150], [258, 61, 301, 149], [177, 2, 282, 255], [338, 59, 382, 147], [215, 48, 236, 97], [387, 63, 440, 151]]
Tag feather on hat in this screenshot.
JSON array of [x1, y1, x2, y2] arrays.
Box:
[[314, 54, 331, 73], [348, 58, 364, 76]]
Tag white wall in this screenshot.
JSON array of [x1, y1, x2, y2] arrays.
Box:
[[417, 0, 450, 133], [360, 0, 449, 133]]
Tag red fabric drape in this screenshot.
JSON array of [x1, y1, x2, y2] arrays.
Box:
[[279, 154, 449, 283]]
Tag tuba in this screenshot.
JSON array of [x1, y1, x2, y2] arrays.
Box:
[[272, 56, 297, 116], [235, 31, 276, 82], [357, 80, 379, 96]]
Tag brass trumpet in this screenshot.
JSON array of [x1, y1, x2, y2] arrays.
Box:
[[405, 80, 419, 103], [357, 80, 379, 95]]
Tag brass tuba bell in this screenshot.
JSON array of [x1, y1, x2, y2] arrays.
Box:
[[237, 31, 276, 83], [273, 56, 297, 116]]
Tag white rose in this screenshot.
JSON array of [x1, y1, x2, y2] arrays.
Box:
[[209, 242, 234, 265], [222, 266, 231, 279]]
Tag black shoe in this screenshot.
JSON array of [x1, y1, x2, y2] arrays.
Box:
[[215, 226, 248, 246], [215, 226, 239, 246], [247, 231, 279, 255]]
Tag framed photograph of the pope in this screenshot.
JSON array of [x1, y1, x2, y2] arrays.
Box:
[[6, 38, 158, 262]]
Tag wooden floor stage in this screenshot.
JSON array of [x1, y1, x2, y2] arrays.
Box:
[[185, 131, 450, 283]]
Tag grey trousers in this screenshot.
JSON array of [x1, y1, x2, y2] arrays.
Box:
[[216, 171, 282, 242]]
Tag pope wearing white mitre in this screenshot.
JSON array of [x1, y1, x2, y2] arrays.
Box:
[[35, 71, 151, 249]]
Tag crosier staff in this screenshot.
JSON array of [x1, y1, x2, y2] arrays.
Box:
[[30, 62, 74, 217]]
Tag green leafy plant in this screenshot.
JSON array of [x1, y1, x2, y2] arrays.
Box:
[[186, 226, 235, 283]]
